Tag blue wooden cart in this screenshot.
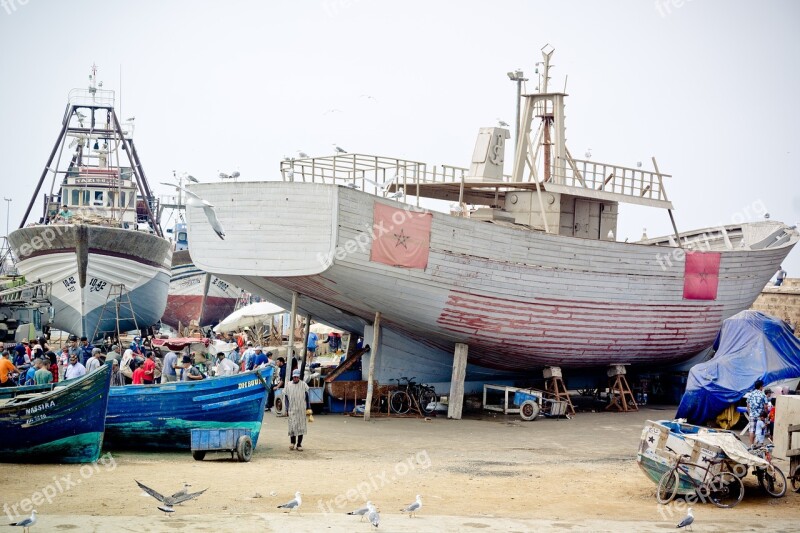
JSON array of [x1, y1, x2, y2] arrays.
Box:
[[190, 428, 254, 462]]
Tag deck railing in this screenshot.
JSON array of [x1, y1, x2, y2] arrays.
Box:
[[554, 157, 670, 202]]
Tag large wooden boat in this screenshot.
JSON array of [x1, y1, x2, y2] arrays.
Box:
[[8, 66, 172, 341], [0, 364, 111, 463], [183, 49, 798, 383], [103, 368, 272, 449]]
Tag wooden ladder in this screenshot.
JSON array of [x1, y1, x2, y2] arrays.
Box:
[[606, 373, 638, 412], [92, 284, 139, 342]]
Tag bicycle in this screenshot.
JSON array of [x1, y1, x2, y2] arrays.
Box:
[[746, 443, 787, 498], [389, 376, 437, 415], [656, 446, 745, 508]]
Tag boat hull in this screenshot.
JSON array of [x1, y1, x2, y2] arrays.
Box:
[[0, 365, 112, 463], [8, 224, 172, 339], [161, 250, 239, 329], [185, 182, 799, 375], [103, 369, 272, 450]]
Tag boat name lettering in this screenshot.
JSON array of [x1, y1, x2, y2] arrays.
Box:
[[25, 414, 47, 425], [62, 276, 77, 293], [89, 278, 107, 293], [73, 177, 117, 186], [25, 400, 55, 416], [212, 278, 229, 292], [178, 278, 201, 288], [238, 379, 260, 389]]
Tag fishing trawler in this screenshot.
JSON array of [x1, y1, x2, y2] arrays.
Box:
[[161, 222, 241, 332], [8, 66, 172, 340], [184, 48, 798, 383]]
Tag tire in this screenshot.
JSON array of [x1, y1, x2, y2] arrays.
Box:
[[656, 469, 679, 504], [191, 450, 206, 461], [390, 391, 411, 415], [519, 400, 540, 421], [758, 466, 787, 498], [419, 389, 437, 415], [792, 466, 800, 493], [236, 435, 253, 462], [274, 396, 284, 416], [708, 472, 745, 508]]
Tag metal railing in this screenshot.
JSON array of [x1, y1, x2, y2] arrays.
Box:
[[68, 88, 115, 108], [554, 157, 670, 202]]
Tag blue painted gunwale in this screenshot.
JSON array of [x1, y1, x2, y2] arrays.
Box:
[[103, 368, 272, 450], [0, 365, 112, 463]]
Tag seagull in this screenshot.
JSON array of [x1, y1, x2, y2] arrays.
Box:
[[171, 482, 192, 499], [333, 144, 347, 154], [76, 111, 87, 127], [277, 491, 302, 513], [386, 187, 404, 200], [125, 116, 135, 122], [159, 184, 226, 240], [297, 150, 309, 158], [184, 175, 199, 184], [497, 118, 510, 127], [585, 148, 592, 159], [360, 94, 377, 102], [136, 480, 207, 507], [323, 108, 342, 115], [9, 510, 37, 532], [367, 502, 380, 528], [676, 507, 694, 530], [347, 501, 373, 522], [636, 161, 642, 168], [400, 494, 422, 517]]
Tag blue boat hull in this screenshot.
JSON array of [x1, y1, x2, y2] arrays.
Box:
[[104, 369, 272, 450], [0, 365, 112, 464]]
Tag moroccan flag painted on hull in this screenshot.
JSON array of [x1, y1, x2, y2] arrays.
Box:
[[370, 203, 433, 269]]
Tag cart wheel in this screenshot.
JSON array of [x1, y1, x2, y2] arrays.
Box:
[[519, 400, 540, 421], [191, 450, 206, 461], [236, 435, 253, 462], [274, 397, 284, 416]]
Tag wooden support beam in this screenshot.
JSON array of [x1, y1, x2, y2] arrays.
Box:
[[447, 343, 468, 420], [364, 312, 381, 421], [287, 291, 298, 366], [300, 314, 311, 377]]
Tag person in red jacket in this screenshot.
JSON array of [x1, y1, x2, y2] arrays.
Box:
[[132, 360, 146, 385], [142, 351, 156, 384]]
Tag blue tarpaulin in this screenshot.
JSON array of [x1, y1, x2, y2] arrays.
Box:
[[675, 311, 800, 424]]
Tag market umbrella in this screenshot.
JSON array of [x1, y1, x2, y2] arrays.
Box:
[[213, 302, 285, 333]]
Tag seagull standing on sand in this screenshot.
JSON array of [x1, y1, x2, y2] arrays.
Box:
[[400, 494, 422, 517], [277, 491, 302, 514], [171, 482, 192, 500], [160, 183, 226, 240], [347, 501, 373, 522], [676, 507, 694, 531], [367, 502, 380, 528], [9, 510, 37, 532]]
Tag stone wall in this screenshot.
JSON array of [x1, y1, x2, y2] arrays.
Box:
[[750, 278, 800, 335]]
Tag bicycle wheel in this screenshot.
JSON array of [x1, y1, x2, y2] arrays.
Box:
[[708, 472, 744, 508], [759, 466, 787, 498], [418, 388, 437, 415], [656, 469, 679, 504], [390, 390, 411, 415]]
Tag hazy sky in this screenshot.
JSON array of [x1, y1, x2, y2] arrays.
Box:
[[1, 0, 798, 277]]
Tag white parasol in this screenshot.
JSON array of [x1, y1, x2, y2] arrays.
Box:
[[213, 302, 285, 333]]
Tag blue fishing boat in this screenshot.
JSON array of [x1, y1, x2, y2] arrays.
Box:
[[103, 368, 273, 449], [0, 365, 112, 463]]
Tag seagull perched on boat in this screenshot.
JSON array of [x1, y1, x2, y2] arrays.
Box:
[[400, 494, 422, 517], [333, 144, 347, 154], [585, 148, 592, 159], [136, 480, 207, 508], [159, 184, 225, 239], [277, 491, 302, 513], [497, 118, 510, 127], [347, 501, 373, 522], [297, 150, 309, 158], [676, 507, 694, 530], [367, 502, 380, 528], [8, 510, 37, 532]]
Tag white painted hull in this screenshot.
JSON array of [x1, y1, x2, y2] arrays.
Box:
[[9, 225, 172, 339], [186, 182, 799, 376]]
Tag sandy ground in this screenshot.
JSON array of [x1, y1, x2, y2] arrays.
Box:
[[1, 406, 799, 532]]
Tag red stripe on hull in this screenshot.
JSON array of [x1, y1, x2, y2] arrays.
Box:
[[161, 295, 237, 329]]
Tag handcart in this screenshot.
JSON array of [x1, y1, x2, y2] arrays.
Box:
[[190, 428, 253, 462]]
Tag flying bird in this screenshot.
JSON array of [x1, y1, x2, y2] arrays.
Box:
[[347, 501, 373, 522], [497, 118, 510, 127], [157, 505, 175, 517], [136, 480, 208, 507], [8, 510, 37, 532], [277, 491, 302, 513], [360, 94, 377, 102], [400, 494, 422, 517], [676, 507, 694, 530], [159, 184, 225, 239], [333, 144, 347, 154], [125, 116, 135, 122], [367, 502, 380, 528]]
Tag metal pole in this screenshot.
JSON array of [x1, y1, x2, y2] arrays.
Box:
[[515, 79, 522, 152], [3, 198, 10, 237]]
